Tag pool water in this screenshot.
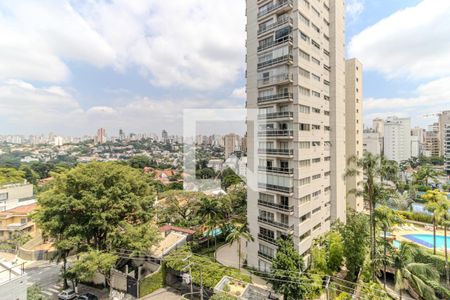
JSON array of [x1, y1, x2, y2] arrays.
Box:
[[402, 234, 450, 249]]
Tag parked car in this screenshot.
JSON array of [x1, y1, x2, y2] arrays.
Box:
[[77, 293, 99, 300], [58, 289, 77, 300]]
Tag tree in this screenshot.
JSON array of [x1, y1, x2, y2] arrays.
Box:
[[414, 165, 441, 187], [393, 242, 440, 300], [346, 153, 397, 280], [327, 231, 344, 273], [10, 231, 32, 252], [422, 189, 448, 255], [67, 250, 118, 290], [375, 205, 404, 288], [19, 165, 40, 185], [388, 191, 413, 211], [128, 155, 151, 169], [225, 223, 253, 271], [27, 284, 48, 300], [340, 211, 369, 280], [156, 190, 204, 227], [196, 196, 223, 248], [0, 167, 25, 186], [34, 162, 159, 267], [268, 238, 310, 300]]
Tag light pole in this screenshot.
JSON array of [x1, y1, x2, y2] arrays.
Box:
[[182, 255, 204, 300]]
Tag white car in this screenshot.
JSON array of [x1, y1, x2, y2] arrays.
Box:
[[58, 289, 77, 300]]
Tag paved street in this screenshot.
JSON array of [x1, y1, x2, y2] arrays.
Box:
[[26, 261, 64, 299], [141, 288, 183, 300]]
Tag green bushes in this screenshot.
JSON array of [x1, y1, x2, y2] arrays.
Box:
[[139, 266, 165, 297], [397, 211, 433, 224], [210, 293, 237, 300]]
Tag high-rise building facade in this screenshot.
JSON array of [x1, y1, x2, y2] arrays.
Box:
[[224, 133, 241, 159], [345, 58, 363, 211], [384, 116, 411, 163], [96, 128, 107, 144], [246, 0, 347, 271], [439, 111, 450, 156], [444, 124, 450, 175]]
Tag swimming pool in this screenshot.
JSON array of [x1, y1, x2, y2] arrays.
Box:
[[402, 234, 450, 249]]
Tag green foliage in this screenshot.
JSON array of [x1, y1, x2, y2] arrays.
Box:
[[0, 167, 25, 186], [222, 174, 242, 189], [327, 232, 344, 272], [10, 231, 32, 250], [397, 211, 433, 224], [335, 292, 351, 300], [165, 247, 251, 289], [156, 190, 204, 227], [361, 281, 388, 299], [27, 284, 48, 300], [196, 167, 216, 179], [34, 161, 159, 252], [311, 246, 328, 274], [139, 269, 164, 297], [210, 292, 237, 300], [67, 250, 118, 284], [128, 155, 151, 169], [268, 238, 311, 300], [340, 212, 369, 280]]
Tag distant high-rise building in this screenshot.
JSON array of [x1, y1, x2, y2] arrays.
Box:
[[224, 133, 240, 159], [54, 136, 64, 147], [96, 128, 107, 144], [161, 130, 169, 143], [372, 118, 384, 153], [439, 111, 450, 156], [384, 117, 411, 162], [423, 123, 440, 157], [119, 129, 126, 141], [345, 58, 363, 212], [241, 133, 248, 155], [444, 124, 450, 175], [246, 0, 348, 271], [363, 131, 382, 156]]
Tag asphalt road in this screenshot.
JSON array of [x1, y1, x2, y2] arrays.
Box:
[[26, 261, 64, 299]]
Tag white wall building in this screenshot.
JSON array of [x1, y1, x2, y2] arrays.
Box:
[[384, 116, 411, 162], [0, 261, 27, 300], [0, 184, 36, 212], [363, 131, 382, 156]]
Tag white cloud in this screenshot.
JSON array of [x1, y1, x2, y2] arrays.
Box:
[[349, 0, 450, 80], [0, 0, 246, 90], [346, 0, 364, 21], [0, 80, 245, 135], [232, 87, 246, 99], [364, 76, 450, 126]]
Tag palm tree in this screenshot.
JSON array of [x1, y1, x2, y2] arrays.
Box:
[[375, 205, 404, 288], [414, 165, 441, 187], [225, 223, 253, 271], [388, 191, 413, 211], [197, 197, 223, 248], [346, 152, 397, 280], [422, 189, 448, 254], [392, 242, 440, 300]]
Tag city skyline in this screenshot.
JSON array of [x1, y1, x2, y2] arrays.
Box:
[[1, 0, 449, 135]]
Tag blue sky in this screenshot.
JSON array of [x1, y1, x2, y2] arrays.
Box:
[[0, 0, 449, 136]]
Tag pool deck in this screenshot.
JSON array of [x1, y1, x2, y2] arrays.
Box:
[[391, 224, 450, 252]]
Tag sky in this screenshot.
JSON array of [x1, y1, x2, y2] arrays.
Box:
[[0, 0, 449, 136]]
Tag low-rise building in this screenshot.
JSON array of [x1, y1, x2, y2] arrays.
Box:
[[0, 261, 27, 300], [0, 203, 37, 241], [0, 184, 35, 212]]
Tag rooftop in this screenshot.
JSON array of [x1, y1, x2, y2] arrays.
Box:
[[0, 203, 37, 217]]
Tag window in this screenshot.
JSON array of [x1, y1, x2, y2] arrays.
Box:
[[312, 6, 320, 17], [312, 74, 320, 81], [0, 193, 8, 201], [312, 40, 321, 50], [323, 49, 330, 56], [312, 174, 321, 180], [324, 126, 331, 131], [312, 124, 320, 130], [280, 214, 289, 225], [324, 80, 330, 86], [300, 213, 310, 222], [312, 207, 321, 214], [300, 194, 311, 204], [299, 177, 311, 186], [299, 141, 310, 149], [313, 223, 321, 231], [299, 86, 310, 96], [312, 141, 321, 146], [311, 23, 320, 33], [324, 110, 330, 116], [299, 13, 310, 26], [311, 57, 320, 66], [312, 107, 320, 113], [299, 159, 311, 167], [299, 49, 310, 61], [324, 171, 331, 176], [259, 244, 275, 258], [300, 123, 310, 131], [300, 230, 311, 242], [300, 31, 310, 42], [299, 68, 310, 78], [312, 190, 321, 197], [312, 91, 320, 98], [312, 158, 321, 163], [260, 193, 274, 202], [299, 105, 310, 113]]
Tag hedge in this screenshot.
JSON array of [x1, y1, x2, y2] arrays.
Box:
[[397, 211, 433, 224], [210, 292, 238, 300], [165, 247, 251, 289], [139, 266, 165, 297]]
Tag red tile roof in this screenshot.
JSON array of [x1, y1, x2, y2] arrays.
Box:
[[0, 203, 37, 216]]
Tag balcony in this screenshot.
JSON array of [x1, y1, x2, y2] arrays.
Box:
[[258, 251, 274, 261], [257, 0, 293, 19], [258, 111, 293, 120], [258, 148, 293, 156], [258, 233, 278, 246], [258, 16, 293, 36], [257, 54, 293, 70], [258, 183, 293, 194], [258, 199, 294, 213], [257, 92, 293, 104], [258, 73, 293, 88], [258, 130, 293, 138], [258, 35, 293, 52], [258, 216, 294, 232], [258, 166, 293, 175]]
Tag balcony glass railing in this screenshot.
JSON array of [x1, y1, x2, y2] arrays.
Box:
[[258, 233, 278, 246], [257, 92, 293, 104], [258, 16, 293, 35], [258, 111, 293, 120], [258, 216, 294, 231], [258, 166, 293, 175], [258, 183, 294, 193], [258, 73, 293, 87], [257, 54, 293, 69], [258, 199, 294, 212], [257, 0, 293, 18], [258, 130, 293, 137], [258, 148, 293, 156], [258, 251, 274, 261], [258, 35, 293, 52]]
